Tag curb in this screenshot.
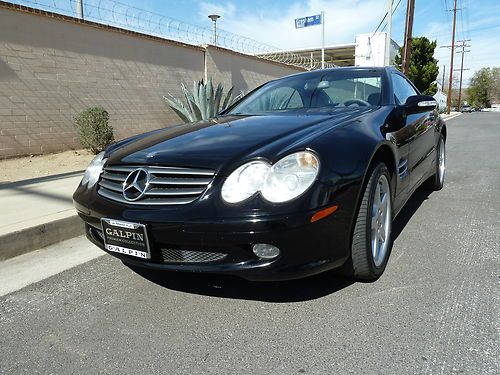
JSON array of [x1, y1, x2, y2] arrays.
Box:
[[443, 113, 462, 122], [0, 215, 84, 261]]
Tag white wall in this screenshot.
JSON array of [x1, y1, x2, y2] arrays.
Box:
[[354, 32, 399, 67], [433, 90, 448, 112]]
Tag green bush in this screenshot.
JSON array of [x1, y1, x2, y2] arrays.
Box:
[[75, 106, 114, 154]]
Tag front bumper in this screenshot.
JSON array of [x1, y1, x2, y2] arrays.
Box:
[[73, 169, 361, 281], [76, 204, 352, 281]]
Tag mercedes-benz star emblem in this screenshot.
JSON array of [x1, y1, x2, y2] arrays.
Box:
[[122, 168, 150, 201]]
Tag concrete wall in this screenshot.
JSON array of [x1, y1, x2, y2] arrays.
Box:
[[0, 3, 303, 158], [205, 46, 303, 95]]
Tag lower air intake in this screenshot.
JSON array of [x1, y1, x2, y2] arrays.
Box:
[[161, 248, 227, 264]]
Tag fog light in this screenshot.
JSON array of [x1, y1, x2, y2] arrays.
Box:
[[252, 243, 280, 259]]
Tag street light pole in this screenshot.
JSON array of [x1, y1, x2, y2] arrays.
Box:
[[76, 0, 84, 20], [208, 14, 221, 46], [321, 11, 325, 69]]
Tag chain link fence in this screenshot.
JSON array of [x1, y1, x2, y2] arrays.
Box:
[[7, 0, 335, 70]]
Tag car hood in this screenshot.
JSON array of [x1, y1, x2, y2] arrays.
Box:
[[106, 109, 374, 172]]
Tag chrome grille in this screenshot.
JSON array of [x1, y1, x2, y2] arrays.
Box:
[[98, 165, 215, 205], [161, 248, 227, 263]]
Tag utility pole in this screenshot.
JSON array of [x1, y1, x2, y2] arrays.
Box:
[[385, 0, 393, 66], [455, 40, 471, 111], [401, 0, 415, 74], [76, 0, 84, 20], [446, 0, 458, 114]]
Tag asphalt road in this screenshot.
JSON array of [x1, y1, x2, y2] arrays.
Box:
[[1, 112, 498, 375]]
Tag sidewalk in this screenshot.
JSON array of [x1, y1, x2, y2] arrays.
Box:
[[0, 171, 85, 260]]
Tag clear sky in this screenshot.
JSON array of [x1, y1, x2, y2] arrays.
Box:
[[113, 0, 497, 85]]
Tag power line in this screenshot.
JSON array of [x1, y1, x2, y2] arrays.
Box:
[[440, 0, 452, 88], [380, 0, 403, 33], [443, 0, 453, 36], [372, 7, 389, 36], [371, 0, 402, 37], [465, 0, 471, 40], [459, 0, 466, 41]]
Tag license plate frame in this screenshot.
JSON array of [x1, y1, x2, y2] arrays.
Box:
[[101, 218, 151, 259]]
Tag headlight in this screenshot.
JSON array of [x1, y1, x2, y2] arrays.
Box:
[[81, 151, 106, 188], [221, 151, 319, 204], [221, 161, 270, 203], [261, 151, 319, 203]]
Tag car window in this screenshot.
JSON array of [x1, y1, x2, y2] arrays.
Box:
[[391, 73, 418, 105], [241, 86, 304, 112], [228, 69, 383, 115], [321, 76, 381, 105]]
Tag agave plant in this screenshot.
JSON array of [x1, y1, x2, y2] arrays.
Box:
[[164, 78, 242, 123]]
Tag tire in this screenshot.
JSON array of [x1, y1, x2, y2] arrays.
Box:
[[425, 134, 446, 191], [350, 162, 393, 281]]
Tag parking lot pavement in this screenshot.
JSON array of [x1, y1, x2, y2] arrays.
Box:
[[0, 113, 498, 375]]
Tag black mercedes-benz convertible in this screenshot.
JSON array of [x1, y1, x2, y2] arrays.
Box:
[[73, 67, 446, 282]]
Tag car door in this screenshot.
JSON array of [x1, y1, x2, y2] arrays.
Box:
[[391, 73, 436, 190]]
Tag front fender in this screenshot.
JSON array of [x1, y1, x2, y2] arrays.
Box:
[[308, 116, 398, 234]]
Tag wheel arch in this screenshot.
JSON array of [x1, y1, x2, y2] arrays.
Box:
[[369, 143, 397, 179], [351, 141, 398, 235], [441, 124, 447, 142], [343, 142, 397, 279]]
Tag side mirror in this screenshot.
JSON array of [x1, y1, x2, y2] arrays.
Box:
[[404, 95, 437, 114]]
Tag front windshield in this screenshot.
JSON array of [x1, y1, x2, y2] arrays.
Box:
[[228, 69, 382, 115]]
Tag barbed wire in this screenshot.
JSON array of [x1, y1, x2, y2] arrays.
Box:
[[7, 0, 335, 70]]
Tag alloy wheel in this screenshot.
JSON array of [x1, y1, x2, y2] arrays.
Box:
[[438, 138, 446, 185], [371, 175, 391, 267]]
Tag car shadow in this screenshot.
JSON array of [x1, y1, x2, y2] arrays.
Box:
[[129, 265, 353, 303], [128, 186, 433, 303], [0, 170, 84, 188], [392, 186, 432, 241]]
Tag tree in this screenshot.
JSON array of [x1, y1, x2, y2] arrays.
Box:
[[442, 76, 461, 108], [492, 67, 500, 103], [467, 67, 500, 108], [395, 36, 439, 95]]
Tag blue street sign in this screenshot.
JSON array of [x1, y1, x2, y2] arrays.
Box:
[[295, 14, 322, 29]]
